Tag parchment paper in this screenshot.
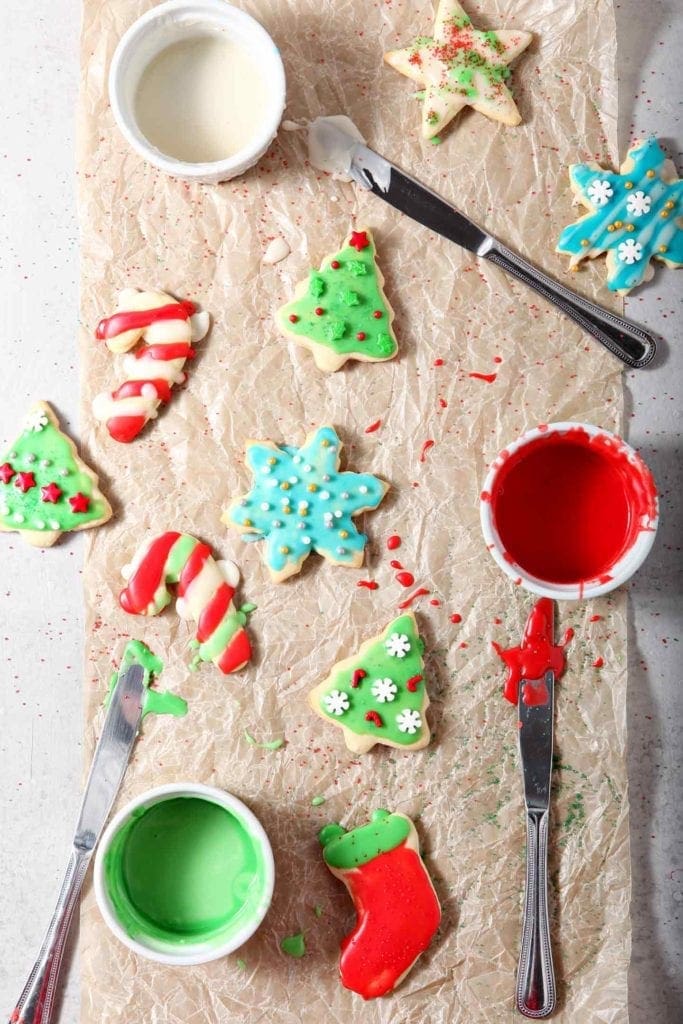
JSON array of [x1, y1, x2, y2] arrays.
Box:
[[78, 2, 630, 1021]]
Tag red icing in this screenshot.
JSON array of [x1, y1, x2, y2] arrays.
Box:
[[197, 581, 235, 643], [356, 579, 379, 590], [68, 492, 90, 513], [217, 627, 252, 673], [395, 571, 415, 588], [398, 587, 430, 610], [433, 358, 444, 366], [419, 439, 435, 463], [593, 656, 604, 669], [589, 614, 602, 622], [450, 613, 462, 624], [136, 342, 193, 361], [493, 598, 572, 705], [0, 463, 14, 484], [390, 560, 403, 570], [120, 532, 181, 614], [95, 301, 195, 340], [406, 674, 423, 692], [469, 372, 497, 383], [364, 710, 383, 727], [351, 669, 367, 688], [490, 427, 658, 584], [337, 842, 441, 999], [40, 482, 62, 504], [387, 535, 401, 551], [177, 542, 211, 598], [349, 230, 370, 252], [14, 472, 36, 493], [364, 419, 381, 434]]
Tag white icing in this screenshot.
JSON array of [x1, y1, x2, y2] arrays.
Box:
[[216, 559, 240, 588], [122, 353, 185, 383], [262, 237, 291, 265], [190, 310, 210, 342], [307, 115, 365, 179], [92, 391, 160, 422]]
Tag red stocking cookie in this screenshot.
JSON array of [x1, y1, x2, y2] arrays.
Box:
[[319, 809, 441, 999], [119, 531, 253, 674]]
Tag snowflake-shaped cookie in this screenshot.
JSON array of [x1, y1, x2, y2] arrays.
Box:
[[224, 425, 389, 582], [323, 690, 350, 716], [557, 137, 683, 294], [396, 709, 422, 734], [371, 678, 398, 703], [386, 632, 411, 658]]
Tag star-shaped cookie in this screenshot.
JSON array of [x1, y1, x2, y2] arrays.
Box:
[[223, 426, 388, 582], [556, 137, 683, 295], [384, 0, 532, 139]]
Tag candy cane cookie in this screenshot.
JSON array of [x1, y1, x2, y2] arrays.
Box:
[[120, 531, 253, 674], [92, 288, 210, 442]]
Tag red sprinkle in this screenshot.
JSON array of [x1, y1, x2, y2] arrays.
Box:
[[288, 314, 299, 323], [430, 598, 441, 606], [593, 656, 604, 668], [356, 580, 379, 590], [314, 307, 324, 316], [364, 418, 381, 433], [450, 613, 462, 624], [387, 535, 401, 551], [493, 356, 503, 364], [589, 614, 602, 622], [406, 674, 423, 692], [469, 372, 498, 383], [419, 439, 435, 463], [438, 397, 448, 408], [365, 710, 383, 727], [395, 571, 415, 588], [351, 669, 367, 687], [331, 260, 340, 269], [356, 331, 366, 341], [398, 587, 430, 610], [434, 358, 444, 366], [372, 310, 383, 319]]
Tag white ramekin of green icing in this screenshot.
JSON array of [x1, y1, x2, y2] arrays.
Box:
[[94, 783, 274, 965]]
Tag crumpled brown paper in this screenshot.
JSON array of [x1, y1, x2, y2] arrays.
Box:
[[78, 1, 630, 1021]]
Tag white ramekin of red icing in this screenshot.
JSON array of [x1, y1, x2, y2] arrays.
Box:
[[480, 422, 658, 600], [108, 0, 286, 183]]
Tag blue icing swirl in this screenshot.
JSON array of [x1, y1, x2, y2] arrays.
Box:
[[229, 426, 386, 576], [557, 137, 682, 293]]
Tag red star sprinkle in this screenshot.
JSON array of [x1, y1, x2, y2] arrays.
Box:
[[349, 230, 370, 252], [69, 492, 90, 513], [0, 463, 15, 484], [41, 482, 62, 504], [14, 472, 36, 493]]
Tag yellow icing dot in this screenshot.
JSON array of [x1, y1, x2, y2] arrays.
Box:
[[280, 481, 290, 490], [625, 224, 635, 232], [646, 169, 656, 178], [580, 238, 590, 247], [659, 245, 668, 253], [243, 518, 252, 527], [624, 181, 633, 189], [267, 457, 277, 465], [307, 483, 317, 492], [280, 546, 289, 555], [339, 530, 349, 539]]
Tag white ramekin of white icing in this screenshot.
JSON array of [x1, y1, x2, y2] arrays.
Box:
[[109, 0, 286, 183]]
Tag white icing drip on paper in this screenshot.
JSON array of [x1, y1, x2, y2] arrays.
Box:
[[262, 237, 291, 265], [307, 115, 365, 180]]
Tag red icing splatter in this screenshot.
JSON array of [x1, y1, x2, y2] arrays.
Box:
[[398, 587, 430, 610], [364, 710, 383, 727], [387, 535, 401, 551], [351, 669, 367, 688], [593, 656, 604, 668], [450, 613, 462, 624], [438, 397, 448, 408], [493, 356, 503, 364], [395, 571, 415, 588], [356, 580, 379, 590], [419, 440, 435, 463], [469, 372, 498, 383], [390, 560, 403, 570], [349, 230, 370, 251], [433, 358, 444, 366], [364, 419, 381, 434], [493, 598, 572, 705], [406, 674, 423, 692], [430, 598, 440, 606]]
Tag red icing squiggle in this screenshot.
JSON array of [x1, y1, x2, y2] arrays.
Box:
[[493, 597, 572, 705], [356, 580, 379, 590], [398, 587, 430, 610], [96, 301, 195, 340]]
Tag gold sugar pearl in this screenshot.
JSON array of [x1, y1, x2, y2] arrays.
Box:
[[660, 211, 670, 219], [625, 224, 635, 232], [280, 546, 289, 555], [267, 457, 277, 465], [614, 220, 623, 229], [664, 200, 675, 210], [339, 530, 349, 539], [646, 169, 656, 178], [280, 481, 290, 490], [243, 518, 253, 527], [307, 483, 317, 492], [321, 439, 330, 447], [624, 181, 634, 189], [659, 245, 668, 253], [282, 505, 292, 514], [580, 238, 590, 247], [607, 224, 616, 233]]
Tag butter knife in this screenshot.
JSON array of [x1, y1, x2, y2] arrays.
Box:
[[8, 663, 145, 1024], [317, 122, 656, 368], [516, 667, 556, 1018]]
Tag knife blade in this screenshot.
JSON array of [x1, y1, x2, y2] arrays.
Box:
[[9, 663, 145, 1024], [334, 130, 656, 368]]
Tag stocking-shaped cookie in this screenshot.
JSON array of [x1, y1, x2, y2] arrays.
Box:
[[320, 809, 441, 998]]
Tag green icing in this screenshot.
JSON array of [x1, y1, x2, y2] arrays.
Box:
[[244, 730, 284, 750], [280, 931, 306, 958], [106, 640, 188, 720], [0, 407, 107, 534], [103, 796, 269, 949], [278, 233, 397, 362], [316, 614, 427, 747], [311, 795, 326, 807], [319, 809, 410, 869]]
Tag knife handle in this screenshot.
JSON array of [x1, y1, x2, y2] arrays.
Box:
[[483, 242, 656, 369], [8, 848, 90, 1024], [516, 809, 556, 1018]]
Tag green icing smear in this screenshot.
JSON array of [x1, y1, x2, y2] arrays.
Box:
[[280, 931, 306, 958], [278, 233, 397, 362], [104, 796, 269, 949], [319, 809, 410, 869], [0, 406, 108, 534], [244, 729, 284, 750], [106, 640, 187, 720], [311, 795, 326, 807], [316, 614, 427, 746]]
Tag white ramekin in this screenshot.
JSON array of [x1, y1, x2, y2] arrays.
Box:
[[479, 421, 659, 601], [94, 783, 275, 966], [108, 0, 286, 183]]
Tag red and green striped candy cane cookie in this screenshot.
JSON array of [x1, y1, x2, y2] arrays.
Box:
[[119, 531, 253, 674]]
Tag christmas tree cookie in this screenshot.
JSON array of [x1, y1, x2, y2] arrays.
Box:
[[384, 0, 532, 140], [557, 137, 683, 295], [319, 809, 441, 999], [276, 228, 398, 372], [309, 613, 430, 752], [0, 401, 112, 548], [224, 425, 389, 583]]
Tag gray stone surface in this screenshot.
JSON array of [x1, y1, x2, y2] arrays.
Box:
[[0, 1, 680, 1021]]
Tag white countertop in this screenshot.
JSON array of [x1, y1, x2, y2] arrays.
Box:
[[0, 1, 680, 1020]]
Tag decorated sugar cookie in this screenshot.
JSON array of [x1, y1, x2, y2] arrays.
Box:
[[223, 425, 388, 583], [384, 0, 532, 139], [309, 613, 430, 752], [557, 137, 683, 294], [319, 809, 441, 999], [0, 401, 112, 547], [276, 228, 398, 372], [92, 288, 210, 442], [119, 532, 254, 675]]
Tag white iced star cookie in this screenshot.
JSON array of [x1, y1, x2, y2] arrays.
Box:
[[384, 0, 532, 139]]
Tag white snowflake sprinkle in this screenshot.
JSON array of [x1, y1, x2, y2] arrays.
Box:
[[23, 409, 49, 433], [396, 709, 422, 735], [323, 689, 350, 716], [371, 678, 398, 703], [385, 632, 411, 658], [586, 178, 614, 206], [617, 239, 643, 264], [626, 190, 652, 216]]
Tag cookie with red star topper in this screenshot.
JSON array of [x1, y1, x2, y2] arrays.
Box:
[[276, 227, 398, 372], [0, 401, 112, 547]]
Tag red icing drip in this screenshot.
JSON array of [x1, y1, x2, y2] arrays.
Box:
[[96, 301, 195, 340], [364, 710, 383, 727], [337, 842, 441, 999], [593, 656, 604, 668], [406, 674, 423, 692], [390, 559, 403, 570], [450, 613, 462, 624], [351, 669, 367, 688], [356, 580, 379, 590], [468, 372, 497, 383], [119, 532, 181, 614], [438, 397, 448, 408], [419, 439, 435, 463], [490, 427, 658, 584], [493, 598, 571, 705], [395, 571, 415, 588], [387, 535, 401, 551], [397, 587, 430, 610], [196, 581, 234, 643], [364, 419, 381, 434]]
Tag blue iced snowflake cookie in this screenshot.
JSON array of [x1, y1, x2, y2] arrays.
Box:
[[557, 138, 682, 295], [223, 426, 389, 582]]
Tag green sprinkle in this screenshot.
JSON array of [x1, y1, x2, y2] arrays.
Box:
[[308, 274, 325, 298], [341, 289, 360, 306], [311, 795, 326, 806], [240, 602, 257, 614], [280, 931, 306, 958], [236, 958, 246, 970], [244, 730, 284, 750], [313, 904, 324, 918], [324, 319, 346, 342], [347, 260, 367, 276], [430, 136, 442, 146]]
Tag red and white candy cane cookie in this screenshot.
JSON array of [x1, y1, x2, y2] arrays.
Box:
[[119, 532, 253, 675], [92, 288, 210, 442]]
